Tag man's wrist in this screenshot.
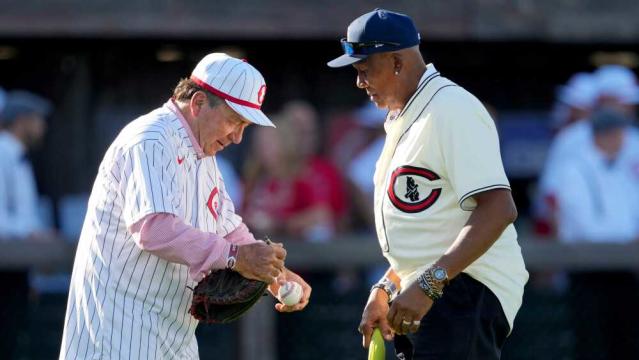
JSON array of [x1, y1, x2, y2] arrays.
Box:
[[417, 266, 448, 301], [226, 244, 239, 270], [370, 277, 397, 303]]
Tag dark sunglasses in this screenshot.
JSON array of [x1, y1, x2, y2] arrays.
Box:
[[340, 38, 400, 56]]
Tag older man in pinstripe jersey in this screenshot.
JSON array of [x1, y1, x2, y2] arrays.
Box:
[[60, 53, 311, 359]]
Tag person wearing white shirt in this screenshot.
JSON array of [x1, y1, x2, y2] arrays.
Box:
[[554, 108, 639, 359], [539, 65, 639, 235], [328, 9, 527, 359], [0, 89, 52, 359]]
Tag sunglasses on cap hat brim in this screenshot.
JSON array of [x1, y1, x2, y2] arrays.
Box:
[[327, 39, 402, 67], [340, 38, 401, 56]]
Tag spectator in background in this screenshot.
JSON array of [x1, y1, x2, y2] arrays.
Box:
[[281, 100, 348, 231], [242, 117, 336, 242], [0, 90, 53, 359], [553, 108, 639, 359], [538, 65, 639, 235], [535, 72, 599, 235], [0, 90, 51, 238], [346, 102, 387, 230], [0, 87, 5, 121], [549, 72, 599, 132]]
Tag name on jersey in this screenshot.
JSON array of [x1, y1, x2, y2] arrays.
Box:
[[387, 165, 441, 213]]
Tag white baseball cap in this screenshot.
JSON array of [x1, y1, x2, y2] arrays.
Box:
[[594, 65, 639, 105], [557, 72, 598, 110], [191, 53, 275, 127]]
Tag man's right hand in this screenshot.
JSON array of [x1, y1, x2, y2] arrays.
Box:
[[358, 289, 394, 348], [234, 241, 286, 284]]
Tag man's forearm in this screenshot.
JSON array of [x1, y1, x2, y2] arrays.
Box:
[[130, 213, 258, 281], [434, 189, 517, 279]]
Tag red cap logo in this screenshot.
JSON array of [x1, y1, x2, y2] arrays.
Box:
[[257, 85, 267, 105]]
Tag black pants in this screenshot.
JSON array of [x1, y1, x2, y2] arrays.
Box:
[[394, 273, 510, 360], [0, 271, 29, 360], [569, 271, 639, 360]]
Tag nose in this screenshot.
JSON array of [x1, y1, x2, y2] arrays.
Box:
[[356, 73, 367, 89]]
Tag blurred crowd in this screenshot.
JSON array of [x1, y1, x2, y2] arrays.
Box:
[[533, 64, 639, 359], [218, 99, 388, 242], [535, 64, 639, 242], [1, 62, 639, 358]]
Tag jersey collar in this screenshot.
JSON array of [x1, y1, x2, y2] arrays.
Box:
[[386, 63, 439, 125], [164, 99, 206, 159]]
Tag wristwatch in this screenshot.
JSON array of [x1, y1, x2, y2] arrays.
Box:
[[429, 266, 449, 286], [226, 244, 239, 269], [417, 266, 449, 301], [371, 278, 397, 302]]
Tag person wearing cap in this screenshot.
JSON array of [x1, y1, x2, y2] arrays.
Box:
[[328, 9, 528, 359], [0, 90, 51, 239], [60, 53, 311, 359], [0, 89, 52, 358], [535, 71, 599, 235], [552, 107, 639, 359], [539, 66, 639, 234]]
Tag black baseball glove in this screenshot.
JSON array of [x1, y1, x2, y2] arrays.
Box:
[[189, 269, 268, 324]]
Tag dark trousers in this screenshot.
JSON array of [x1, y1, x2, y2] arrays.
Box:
[[394, 273, 510, 360], [0, 271, 29, 359], [569, 271, 639, 360]]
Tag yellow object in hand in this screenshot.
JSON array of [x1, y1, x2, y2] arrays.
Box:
[[368, 328, 386, 360]]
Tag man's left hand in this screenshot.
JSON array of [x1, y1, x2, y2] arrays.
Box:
[[268, 268, 312, 313], [387, 281, 433, 335]]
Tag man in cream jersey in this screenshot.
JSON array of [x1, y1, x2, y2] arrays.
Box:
[[328, 9, 528, 359]]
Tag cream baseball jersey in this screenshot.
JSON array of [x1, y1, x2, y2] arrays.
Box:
[[373, 64, 528, 329], [60, 100, 241, 359]]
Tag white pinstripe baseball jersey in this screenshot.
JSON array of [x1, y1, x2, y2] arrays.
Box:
[[60, 100, 242, 359], [373, 64, 528, 329]]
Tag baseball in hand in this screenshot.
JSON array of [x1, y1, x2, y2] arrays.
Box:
[[277, 281, 303, 306]]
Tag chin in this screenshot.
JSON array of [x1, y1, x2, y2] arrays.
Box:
[[204, 147, 218, 156], [371, 99, 387, 109]]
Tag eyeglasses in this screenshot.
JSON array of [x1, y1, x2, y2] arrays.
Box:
[[340, 38, 401, 56]]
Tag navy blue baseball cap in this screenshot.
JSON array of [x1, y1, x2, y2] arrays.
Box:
[[1, 90, 52, 125], [327, 8, 420, 68]]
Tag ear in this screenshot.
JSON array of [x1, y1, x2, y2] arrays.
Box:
[[189, 91, 208, 117], [391, 52, 403, 75]]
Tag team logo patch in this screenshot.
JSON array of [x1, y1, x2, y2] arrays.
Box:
[[257, 85, 267, 105], [207, 187, 220, 220], [387, 166, 441, 213]]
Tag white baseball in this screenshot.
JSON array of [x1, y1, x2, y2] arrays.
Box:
[[277, 281, 303, 306]]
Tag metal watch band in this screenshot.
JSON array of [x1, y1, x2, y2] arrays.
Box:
[[371, 278, 397, 302]]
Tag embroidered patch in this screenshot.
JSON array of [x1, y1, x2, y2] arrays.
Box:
[[207, 187, 220, 220], [387, 166, 441, 213]]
